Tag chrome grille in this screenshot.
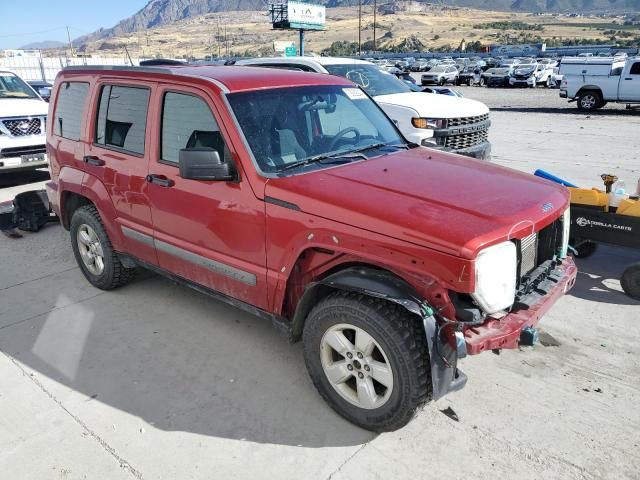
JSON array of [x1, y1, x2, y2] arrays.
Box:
[[2, 117, 43, 137], [447, 113, 489, 128], [520, 232, 538, 276], [444, 129, 489, 150]]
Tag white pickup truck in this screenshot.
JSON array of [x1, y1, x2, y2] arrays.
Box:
[[237, 57, 492, 160], [559, 56, 640, 111]]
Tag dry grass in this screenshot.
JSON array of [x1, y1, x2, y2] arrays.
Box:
[[69, 5, 633, 58]]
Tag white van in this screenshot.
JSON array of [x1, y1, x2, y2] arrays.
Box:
[[236, 57, 492, 160], [0, 70, 48, 173]]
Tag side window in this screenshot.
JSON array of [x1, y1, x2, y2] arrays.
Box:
[[96, 85, 149, 154], [161, 91, 228, 164], [53, 82, 89, 140], [630, 62, 640, 75]]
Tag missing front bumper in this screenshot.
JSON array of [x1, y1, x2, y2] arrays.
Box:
[[463, 257, 577, 355]]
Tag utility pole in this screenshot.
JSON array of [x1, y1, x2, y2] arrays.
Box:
[[373, 0, 377, 52], [66, 26, 74, 58], [358, 0, 362, 56]]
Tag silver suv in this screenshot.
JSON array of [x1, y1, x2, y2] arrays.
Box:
[[421, 65, 459, 86]]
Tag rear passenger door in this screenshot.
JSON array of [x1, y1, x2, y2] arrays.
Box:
[[145, 85, 267, 309], [49, 81, 90, 180], [83, 81, 158, 266]]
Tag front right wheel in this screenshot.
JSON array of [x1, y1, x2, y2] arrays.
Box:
[[303, 291, 432, 432]]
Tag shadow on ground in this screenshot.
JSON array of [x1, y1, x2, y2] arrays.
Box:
[[0, 169, 50, 189], [569, 244, 640, 306], [0, 262, 374, 448]]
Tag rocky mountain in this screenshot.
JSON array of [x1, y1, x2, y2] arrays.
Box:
[[19, 40, 67, 50], [75, 0, 640, 44]]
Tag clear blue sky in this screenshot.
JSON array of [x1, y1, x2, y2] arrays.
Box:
[[0, 0, 148, 49]]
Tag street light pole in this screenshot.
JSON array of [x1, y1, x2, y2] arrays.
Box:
[[373, 0, 377, 53], [358, 0, 362, 56]]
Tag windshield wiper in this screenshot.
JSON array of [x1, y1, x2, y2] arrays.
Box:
[[279, 151, 367, 172], [278, 141, 408, 173]]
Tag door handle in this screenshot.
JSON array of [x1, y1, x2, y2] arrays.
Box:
[[83, 155, 105, 166], [624, 78, 633, 80], [146, 174, 174, 187]]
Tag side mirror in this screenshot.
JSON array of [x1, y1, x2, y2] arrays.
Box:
[[178, 148, 234, 181]]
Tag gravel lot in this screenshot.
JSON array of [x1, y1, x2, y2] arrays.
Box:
[[1, 85, 639, 480]]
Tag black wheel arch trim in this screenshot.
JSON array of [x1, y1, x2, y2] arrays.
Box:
[[292, 265, 466, 400]]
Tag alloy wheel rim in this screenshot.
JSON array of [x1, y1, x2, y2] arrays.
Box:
[[77, 224, 105, 275], [582, 95, 596, 108], [320, 323, 394, 410]]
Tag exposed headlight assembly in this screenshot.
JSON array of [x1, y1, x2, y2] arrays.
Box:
[[471, 241, 517, 315], [412, 117, 447, 129]]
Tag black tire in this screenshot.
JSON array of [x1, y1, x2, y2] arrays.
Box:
[[577, 91, 602, 111], [303, 291, 431, 432], [572, 240, 598, 259], [479, 77, 485, 87], [439, 77, 445, 86], [621, 263, 640, 300], [546, 77, 552, 88], [70, 205, 137, 290]]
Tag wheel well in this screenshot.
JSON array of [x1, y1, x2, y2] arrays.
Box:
[[61, 192, 93, 230], [577, 87, 602, 98], [289, 264, 423, 341]]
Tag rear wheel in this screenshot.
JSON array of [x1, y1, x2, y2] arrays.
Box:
[[546, 76, 552, 88], [577, 91, 602, 111], [621, 263, 640, 300], [70, 205, 137, 290], [439, 77, 446, 86], [303, 291, 431, 432]]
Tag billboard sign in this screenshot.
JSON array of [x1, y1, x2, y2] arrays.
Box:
[[287, 2, 326, 30], [489, 43, 546, 56]]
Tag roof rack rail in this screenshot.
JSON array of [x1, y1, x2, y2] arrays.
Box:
[[61, 65, 174, 74]]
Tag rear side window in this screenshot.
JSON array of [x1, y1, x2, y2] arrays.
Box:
[[161, 92, 228, 164], [630, 62, 640, 75], [54, 82, 89, 140], [96, 85, 150, 154]]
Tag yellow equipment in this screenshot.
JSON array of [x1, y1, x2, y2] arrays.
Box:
[[569, 174, 640, 217]]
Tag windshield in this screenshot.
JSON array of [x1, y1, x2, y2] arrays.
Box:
[[228, 85, 405, 175], [323, 64, 411, 96], [429, 66, 448, 73], [0, 73, 37, 99]]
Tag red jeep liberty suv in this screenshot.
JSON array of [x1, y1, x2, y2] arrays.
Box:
[[46, 65, 577, 431]]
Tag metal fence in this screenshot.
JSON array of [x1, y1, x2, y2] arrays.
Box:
[[0, 54, 145, 82]]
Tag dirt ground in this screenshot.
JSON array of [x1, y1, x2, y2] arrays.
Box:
[[0, 86, 639, 480]]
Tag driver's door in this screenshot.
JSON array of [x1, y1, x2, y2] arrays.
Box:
[[146, 84, 268, 309], [619, 61, 640, 101]]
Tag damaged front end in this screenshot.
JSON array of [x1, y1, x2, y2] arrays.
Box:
[[420, 303, 469, 400]]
